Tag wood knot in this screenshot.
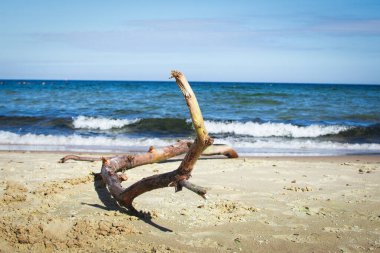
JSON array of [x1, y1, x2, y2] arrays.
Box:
[[205, 137, 214, 146], [118, 173, 128, 182], [148, 146, 155, 153], [175, 174, 190, 182], [102, 157, 110, 166], [127, 155, 134, 163], [170, 70, 182, 79]]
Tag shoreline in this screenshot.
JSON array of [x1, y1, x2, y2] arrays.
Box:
[[1, 151, 379, 252], [1, 150, 380, 163]]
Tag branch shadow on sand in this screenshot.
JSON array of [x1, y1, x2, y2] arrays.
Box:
[[81, 176, 173, 233]]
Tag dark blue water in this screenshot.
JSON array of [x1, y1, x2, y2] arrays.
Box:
[[0, 79, 379, 155]]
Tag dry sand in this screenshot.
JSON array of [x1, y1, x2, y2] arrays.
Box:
[[0, 151, 379, 252]]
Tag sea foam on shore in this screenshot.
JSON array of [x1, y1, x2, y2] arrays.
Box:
[[1, 129, 380, 155]]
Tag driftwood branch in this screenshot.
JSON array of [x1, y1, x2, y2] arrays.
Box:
[[203, 144, 238, 158], [178, 180, 208, 199], [59, 143, 238, 164], [101, 140, 193, 173], [101, 71, 217, 211], [59, 155, 104, 163]]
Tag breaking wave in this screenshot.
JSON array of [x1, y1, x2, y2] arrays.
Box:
[[1, 130, 380, 155], [73, 116, 193, 135], [216, 137, 380, 151], [72, 116, 139, 130], [0, 130, 172, 150], [205, 120, 349, 138]]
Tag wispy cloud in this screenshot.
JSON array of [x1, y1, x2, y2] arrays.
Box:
[[123, 18, 246, 32], [28, 16, 380, 56], [311, 18, 380, 36], [29, 18, 255, 53]]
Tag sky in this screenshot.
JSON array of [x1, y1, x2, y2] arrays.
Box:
[[0, 0, 380, 84]]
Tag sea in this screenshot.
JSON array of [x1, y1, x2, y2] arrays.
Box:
[[0, 80, 379, 156]]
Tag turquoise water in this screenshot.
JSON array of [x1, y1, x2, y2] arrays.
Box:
[[0, 80, 379, 155]]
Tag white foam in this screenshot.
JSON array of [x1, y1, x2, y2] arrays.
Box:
[[73, 116, 139, 130], [0, 131, 171, 148], [215, 137, 380, 154], [205, 120, 349, 138], [1, 130, 379, 155]]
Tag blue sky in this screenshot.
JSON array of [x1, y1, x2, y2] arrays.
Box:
[[1, 0, 380, 84]]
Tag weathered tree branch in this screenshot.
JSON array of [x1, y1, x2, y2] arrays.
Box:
[[101, 140, 193, 173], [59, 155, 104, 163], [59, 143, 238, 164], [178, 180, 208, 199], [101, 71, 216, 211], [170, 70, 213, 181], [202, 144, 238, 158]]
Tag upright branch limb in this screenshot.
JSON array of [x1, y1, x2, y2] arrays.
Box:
[[171, 70, 214, 178], [101, 71, 215, 211]]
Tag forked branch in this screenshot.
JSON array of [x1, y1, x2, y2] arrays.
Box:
[[101, 71, 217, 211]]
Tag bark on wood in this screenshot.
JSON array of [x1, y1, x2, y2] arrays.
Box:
[[101, 140, 192, 173], [101, 71, 216, 212]]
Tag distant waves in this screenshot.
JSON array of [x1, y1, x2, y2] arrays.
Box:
[[2, 114, 380, 140], [1, 114, 380, 155], [205, 120, 349, 138], [1, 80, 379, 155]]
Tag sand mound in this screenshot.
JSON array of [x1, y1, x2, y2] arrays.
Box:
[[1, 181, 28, 204], [0, 215, 136, 252]]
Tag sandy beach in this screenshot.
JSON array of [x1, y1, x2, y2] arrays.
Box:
[[0, 151, 379, 252]]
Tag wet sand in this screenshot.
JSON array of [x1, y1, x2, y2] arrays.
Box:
[[0, 151, 379, 252]]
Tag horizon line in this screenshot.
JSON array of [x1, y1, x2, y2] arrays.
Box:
[[0, 78, 379, 86]]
